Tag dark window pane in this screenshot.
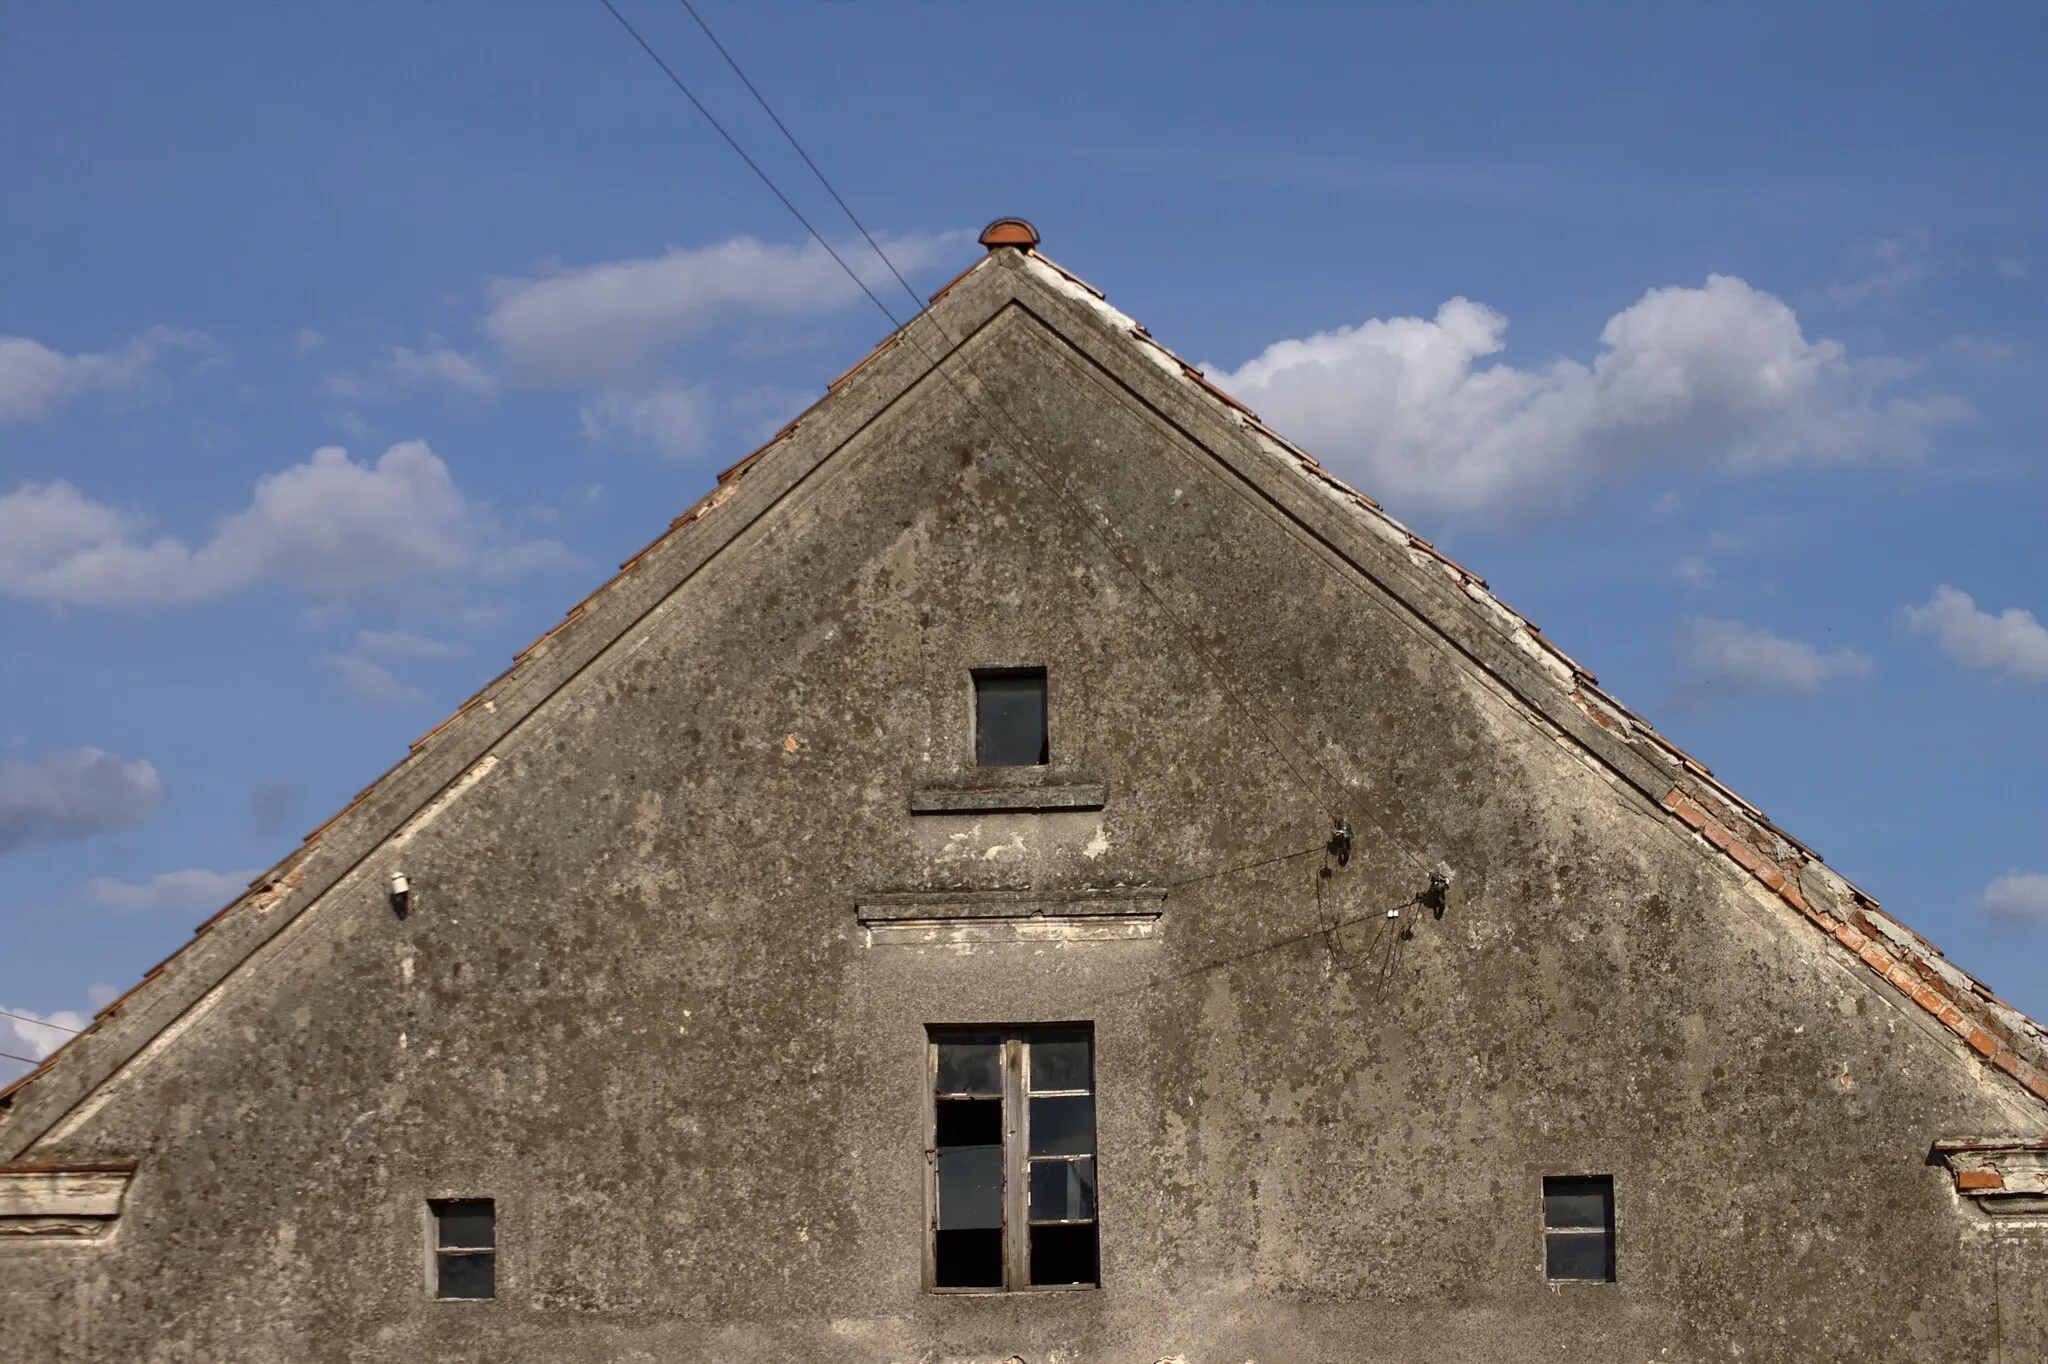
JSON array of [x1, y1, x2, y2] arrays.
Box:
[[937, 1145, 1003, 1230], [936, 1041, 1003, 1096], [935, 1227, 1004, 1288], [975, 669, 1048, 767], [1029, 1094, 1095, 1156], [1543, 1176, 1612, 1231], [936, 1097, 1002, 1148], [431, 1199, 495, 1250], [1545, 1230, 1614, 1282], [1029, 1222, 1099, 1286], [1028, 1037, 1091, 1093], [1029, 1156, 1097, 1223], [437, 1251, 495, 1299]]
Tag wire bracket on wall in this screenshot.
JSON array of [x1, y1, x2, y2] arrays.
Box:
[[1423, 863, 1452, 920], [1326, 819, 1354, 868]]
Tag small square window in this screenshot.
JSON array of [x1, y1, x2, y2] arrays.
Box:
[[930, 1025, 1097, 1291], [430, 1198, 496, 1299], [973, 668, 1048, 767], [1542, 1176, 1614, 1282]]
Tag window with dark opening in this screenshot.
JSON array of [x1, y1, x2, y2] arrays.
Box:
[[430, 1198, 496, 1299], [1542, 1176, 1614, 1282], [973, 668, 1048, 767], [931, 1025, 1097, 1291]]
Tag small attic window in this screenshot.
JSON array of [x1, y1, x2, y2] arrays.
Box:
[[430, 1198, 496, 1300], [974, 668, 1048, 767], [1542, 1176, 1615, 1283]]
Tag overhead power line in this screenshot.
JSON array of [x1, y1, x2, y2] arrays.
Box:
[[676, 0, 926, 319], [598, 0, 907, 332], [1, 1007, 80, 1034]]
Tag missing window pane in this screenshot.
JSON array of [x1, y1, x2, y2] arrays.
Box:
[[935, 1097, 1003, 1147], [934, 1228, 1004, 1288], [1028, 1223, 1099, 1286], [1542, 1176, 1614, 1282], [974, 669, 1048, 767]]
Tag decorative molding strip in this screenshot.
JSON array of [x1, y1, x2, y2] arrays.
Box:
[[908, 782, 1108, 815], [1932, 1139, 2048, 1217], [857, 887, 1164, 945], [0, 1162, 136, 1239]]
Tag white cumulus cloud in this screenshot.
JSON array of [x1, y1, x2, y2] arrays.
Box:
[[389, 346, 495, 395], [1, 1005, 88, 1074], [326, 346, 497, 400], [1820, 229, 1939, 309], [0, 748, 161, 854], [0, 441, 567, 607], [577, 381, 711, 460], [1903, 586, 2048, 683], [1206, 274, 1962, 521], [355, 628, 461, 659], [1671, 618, 1872, 697], [483, 231, 966, 386], [1983, 873, 2048, 923], [329, 655, 428, 705], [0, 326, 201, 422], [86, 867, 260, 913]]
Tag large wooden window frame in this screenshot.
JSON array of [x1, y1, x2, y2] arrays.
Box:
[[925, 1024, 1098, 1293]]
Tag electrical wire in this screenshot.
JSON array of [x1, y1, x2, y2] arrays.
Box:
[[1, 1049, 47, 1067], [598, 0, 907, 333], [676, 0, 926, 319], [1, 1007, 79, 1033], [1167, 842, 1327, 889]]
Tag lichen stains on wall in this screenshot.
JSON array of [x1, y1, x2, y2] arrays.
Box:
[[3, 249, 2043, 1364]]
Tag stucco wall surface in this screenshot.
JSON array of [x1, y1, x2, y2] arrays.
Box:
[[3, 278, 2043, 1363]]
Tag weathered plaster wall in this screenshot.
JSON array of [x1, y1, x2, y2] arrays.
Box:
[[3, 302, 2042, 1363]]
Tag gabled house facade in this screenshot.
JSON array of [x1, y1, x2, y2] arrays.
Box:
[[3, 221, 2044, 1362]]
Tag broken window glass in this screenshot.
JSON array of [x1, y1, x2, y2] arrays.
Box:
[[973, 669, 1049, 767], [430, 1198, 496, 1300], [933, 1037, 1006, 1288], [929, 1025, 1097, 1291], [1028, 1155, 1096, 1222], [1542, 1176, 1615, 1282]]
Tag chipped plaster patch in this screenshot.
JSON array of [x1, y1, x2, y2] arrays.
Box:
[[982, 832, 1027, 863], [393, 755, 499, 847]]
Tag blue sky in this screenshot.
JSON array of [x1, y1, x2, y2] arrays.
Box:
[[4, 2, 2045, 1076]]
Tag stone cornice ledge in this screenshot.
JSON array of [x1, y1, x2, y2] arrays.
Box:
[[1933, 1138, 2048, 1216], [0, 1161, 137, 1239], [857, 886, 1164, 945], [908, 780, 1107, 815]]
